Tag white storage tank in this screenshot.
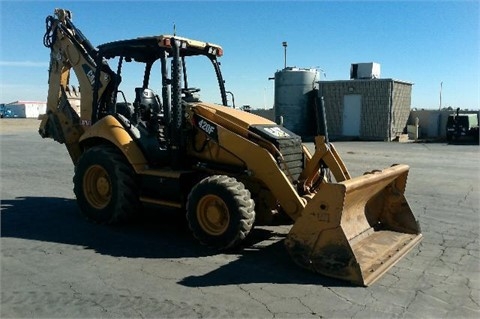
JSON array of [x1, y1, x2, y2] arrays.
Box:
[[274, 67, 319, 137]]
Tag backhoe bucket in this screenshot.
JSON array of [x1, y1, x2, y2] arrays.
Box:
[[285, 164, 422, 286]]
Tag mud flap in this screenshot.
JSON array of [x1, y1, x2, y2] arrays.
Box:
[[285, 164, 422, 286]]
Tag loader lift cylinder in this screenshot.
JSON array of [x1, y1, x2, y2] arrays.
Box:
[[316, 95, 329, 143]]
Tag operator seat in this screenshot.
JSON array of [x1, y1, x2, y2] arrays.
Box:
[[134, 87, 162, 121], [132, 88, 168, 163]]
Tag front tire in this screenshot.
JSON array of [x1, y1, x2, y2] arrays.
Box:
[[73, 145, 139, 224], [186, 175, 255, 250]]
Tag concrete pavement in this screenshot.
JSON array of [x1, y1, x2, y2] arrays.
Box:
[[1, 119, 479, 318]]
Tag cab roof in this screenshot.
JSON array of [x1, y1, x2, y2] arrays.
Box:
[[97, 35, 223, 63]]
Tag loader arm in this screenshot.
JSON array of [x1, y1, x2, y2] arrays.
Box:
[[218, 128, 307, 220], [191, 103, 307, 220], [192, 102, 422, 286], [39, 8, 114, 164]]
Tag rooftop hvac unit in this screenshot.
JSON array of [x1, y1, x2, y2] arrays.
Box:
[[350, 62, 381, 79]]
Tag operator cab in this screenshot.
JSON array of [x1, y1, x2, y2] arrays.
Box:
[[97, 35, 227, 121], [94, 35, 228, 166]]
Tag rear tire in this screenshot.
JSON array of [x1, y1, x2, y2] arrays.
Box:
[[73, 145, 139, 224], [186, 175, 255, 250]]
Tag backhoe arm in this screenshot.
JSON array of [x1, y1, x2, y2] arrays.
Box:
[[39, 8, 113, 164]]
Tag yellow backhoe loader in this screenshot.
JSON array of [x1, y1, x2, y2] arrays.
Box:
[[39, 8, 422, 286]]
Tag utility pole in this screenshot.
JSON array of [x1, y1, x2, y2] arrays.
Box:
[[439, 81, 443, 110], [282, 41, 287, 69]]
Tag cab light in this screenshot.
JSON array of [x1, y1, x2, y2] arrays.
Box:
[[162, 38, 171, 47]]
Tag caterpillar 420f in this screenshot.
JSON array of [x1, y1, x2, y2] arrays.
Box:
[[39, 9, 422, 286]]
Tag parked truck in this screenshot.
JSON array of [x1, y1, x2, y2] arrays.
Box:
[[446, 108, 479, 143]]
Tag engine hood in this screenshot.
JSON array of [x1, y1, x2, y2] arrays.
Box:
[[191, 102, 275, 131]]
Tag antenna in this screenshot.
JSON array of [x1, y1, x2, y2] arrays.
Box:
[[173, 23, 176, 36], [282, 41, 288, 69]]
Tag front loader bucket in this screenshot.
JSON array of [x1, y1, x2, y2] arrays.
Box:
[[285, 164, 422, 286]]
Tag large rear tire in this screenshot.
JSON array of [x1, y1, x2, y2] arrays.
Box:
[[73, 145, 139, 224], [186, 175, 255, 250]]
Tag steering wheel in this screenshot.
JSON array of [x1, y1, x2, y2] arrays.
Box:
[[182, 87, 201, 94]]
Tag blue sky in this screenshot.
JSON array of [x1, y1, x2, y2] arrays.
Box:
[[0, 0, 478, 110]]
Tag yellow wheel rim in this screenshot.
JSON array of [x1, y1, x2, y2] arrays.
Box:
[[197, 194, 230, 236], [83, 165, 112, 209]]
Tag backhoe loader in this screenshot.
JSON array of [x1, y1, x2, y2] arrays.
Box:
[[39, 8, 422, 286]]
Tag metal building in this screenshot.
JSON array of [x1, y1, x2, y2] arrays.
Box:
[[2, 101, 47, 118]]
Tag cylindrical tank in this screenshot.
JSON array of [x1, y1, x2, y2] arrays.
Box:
[[274, 67, 319, 137]]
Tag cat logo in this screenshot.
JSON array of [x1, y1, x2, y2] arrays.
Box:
[[81, 64, 103, 88], [264, 126, 290, 138]]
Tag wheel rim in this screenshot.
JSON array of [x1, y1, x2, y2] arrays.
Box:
[[83, 165, 112, 209], [197, 194, 230, 236]]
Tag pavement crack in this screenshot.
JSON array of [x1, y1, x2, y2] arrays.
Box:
[[467, 278, 480, 308], [295, 295, 322, 317], [457, 185, 475, 205], [400, 289, 421, 317], [237, 284, 274, 318], [325, 287, 356, 305]]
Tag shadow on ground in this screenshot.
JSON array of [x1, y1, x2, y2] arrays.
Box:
[[446, 139, 479, 145], [1, 196, 348, 287]]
